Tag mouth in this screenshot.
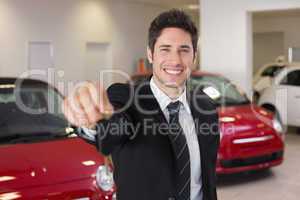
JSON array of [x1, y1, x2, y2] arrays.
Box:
[[163, 68, 183, 75]]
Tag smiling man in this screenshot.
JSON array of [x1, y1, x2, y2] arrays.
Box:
[[63, 9, 219, 200], [149, 27, 193, 98]]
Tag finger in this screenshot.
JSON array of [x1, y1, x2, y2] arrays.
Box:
[[93, 82, 114, 118], [62, 98, 80, 127], [85, 81, 102, 112], [68, 84, 87, 115], [67, 87, 90, 127], [77, 85, 102, 124]]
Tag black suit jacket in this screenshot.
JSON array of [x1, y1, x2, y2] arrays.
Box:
[[95, 80, 219, 200]]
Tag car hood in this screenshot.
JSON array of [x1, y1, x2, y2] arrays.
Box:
[[0, 137, 105, 191], [219, 104, 274, 133]]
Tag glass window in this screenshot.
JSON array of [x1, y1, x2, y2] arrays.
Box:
[[261, 65, 284, 77], [188, 75, 250, 107], [280, 70, 300, 86], [0, 81, 72, 145]]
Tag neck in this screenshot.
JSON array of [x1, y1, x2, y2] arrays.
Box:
[[153, 76, 185, 100]]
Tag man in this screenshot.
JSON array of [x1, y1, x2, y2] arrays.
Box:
[[63, 9, 219, 200]]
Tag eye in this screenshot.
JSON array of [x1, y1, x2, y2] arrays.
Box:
[[160, 48, 170, 52], [179, 49, 190, 53]]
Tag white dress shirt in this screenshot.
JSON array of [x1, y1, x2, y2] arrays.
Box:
[[150, 78, 202, 200]]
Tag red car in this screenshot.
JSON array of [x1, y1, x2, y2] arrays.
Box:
[[0, 78, 116, 200], [132, 71, 284, 174]]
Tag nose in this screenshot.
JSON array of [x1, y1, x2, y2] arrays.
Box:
[[169, 50, 182, 65]]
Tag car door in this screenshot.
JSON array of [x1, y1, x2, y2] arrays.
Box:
[[280, 69, 300, 126]]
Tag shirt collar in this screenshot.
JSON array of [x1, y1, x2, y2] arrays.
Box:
[[150, 77, 191, 114]]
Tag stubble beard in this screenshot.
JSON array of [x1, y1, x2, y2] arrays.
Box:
[[153, 74, 186, 98]]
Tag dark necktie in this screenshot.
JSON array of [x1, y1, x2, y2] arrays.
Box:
[[167, 101, 191, 200]]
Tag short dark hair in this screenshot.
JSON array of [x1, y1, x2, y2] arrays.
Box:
[[148, 9, 198, 54]]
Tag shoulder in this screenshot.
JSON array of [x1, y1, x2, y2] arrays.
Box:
[[190, 89, 218, 112], [107, 83, 131, 96], [106, 83, 133, 107], [191, 89, 220, 140], [107, 80, 151, 100], [106, 81, 150, 108]]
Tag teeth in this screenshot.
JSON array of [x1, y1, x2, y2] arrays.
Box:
[[165, 69, 181, 75]]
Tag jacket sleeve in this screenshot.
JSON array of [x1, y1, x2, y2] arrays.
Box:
[[199, 91, 220, 200], [95, 83, 135, 156], [202, 90, 220, 160]]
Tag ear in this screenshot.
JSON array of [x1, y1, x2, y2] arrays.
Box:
[[192, 51, 198, 70], [193, 51, 198, 64], [147, 46, 153, 64]]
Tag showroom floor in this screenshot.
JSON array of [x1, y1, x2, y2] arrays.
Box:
[[217, 127, 300, 200]]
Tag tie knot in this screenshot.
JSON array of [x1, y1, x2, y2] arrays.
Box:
[[167, 101, 181, 115]]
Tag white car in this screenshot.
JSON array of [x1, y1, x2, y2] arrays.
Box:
[[258, 64, 300, 128], [253, 62, 286, 101]]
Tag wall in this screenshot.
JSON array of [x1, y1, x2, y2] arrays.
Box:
[[0, 0, 169, 94], [0, 0, 113, 82], [253, 14, 300, 61], [110, 1, 169, 83], [200, 0, 300, 96], [253, 32, 284, 73]]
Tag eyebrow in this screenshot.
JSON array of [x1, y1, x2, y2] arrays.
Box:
[[159, 45, 171, 48], [158, 44, 191, 49], [180, 45, 191, 49]]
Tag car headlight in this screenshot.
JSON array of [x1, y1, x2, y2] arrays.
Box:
[[220, 116, 236, 123], [273, 117, 283, 134], [96, 165, 114, 192]]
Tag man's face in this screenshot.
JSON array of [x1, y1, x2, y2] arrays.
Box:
[[147, 27, 195, 90]]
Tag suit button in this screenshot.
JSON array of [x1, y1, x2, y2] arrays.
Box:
[[168, 197, 175, 200]]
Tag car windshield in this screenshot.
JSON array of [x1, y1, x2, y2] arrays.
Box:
[[188, 75, 250, 107], [261, 65, 285, 77], [0, 80, 74, 145]]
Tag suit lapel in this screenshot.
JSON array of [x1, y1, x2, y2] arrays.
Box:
[[135, 79, 168, 124], [135, 80, 181, 159], [188, 90, 211, 199], [188, 91, 207, 155]]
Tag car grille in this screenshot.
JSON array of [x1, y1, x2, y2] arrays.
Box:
[[220, 151, 283, 168]]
